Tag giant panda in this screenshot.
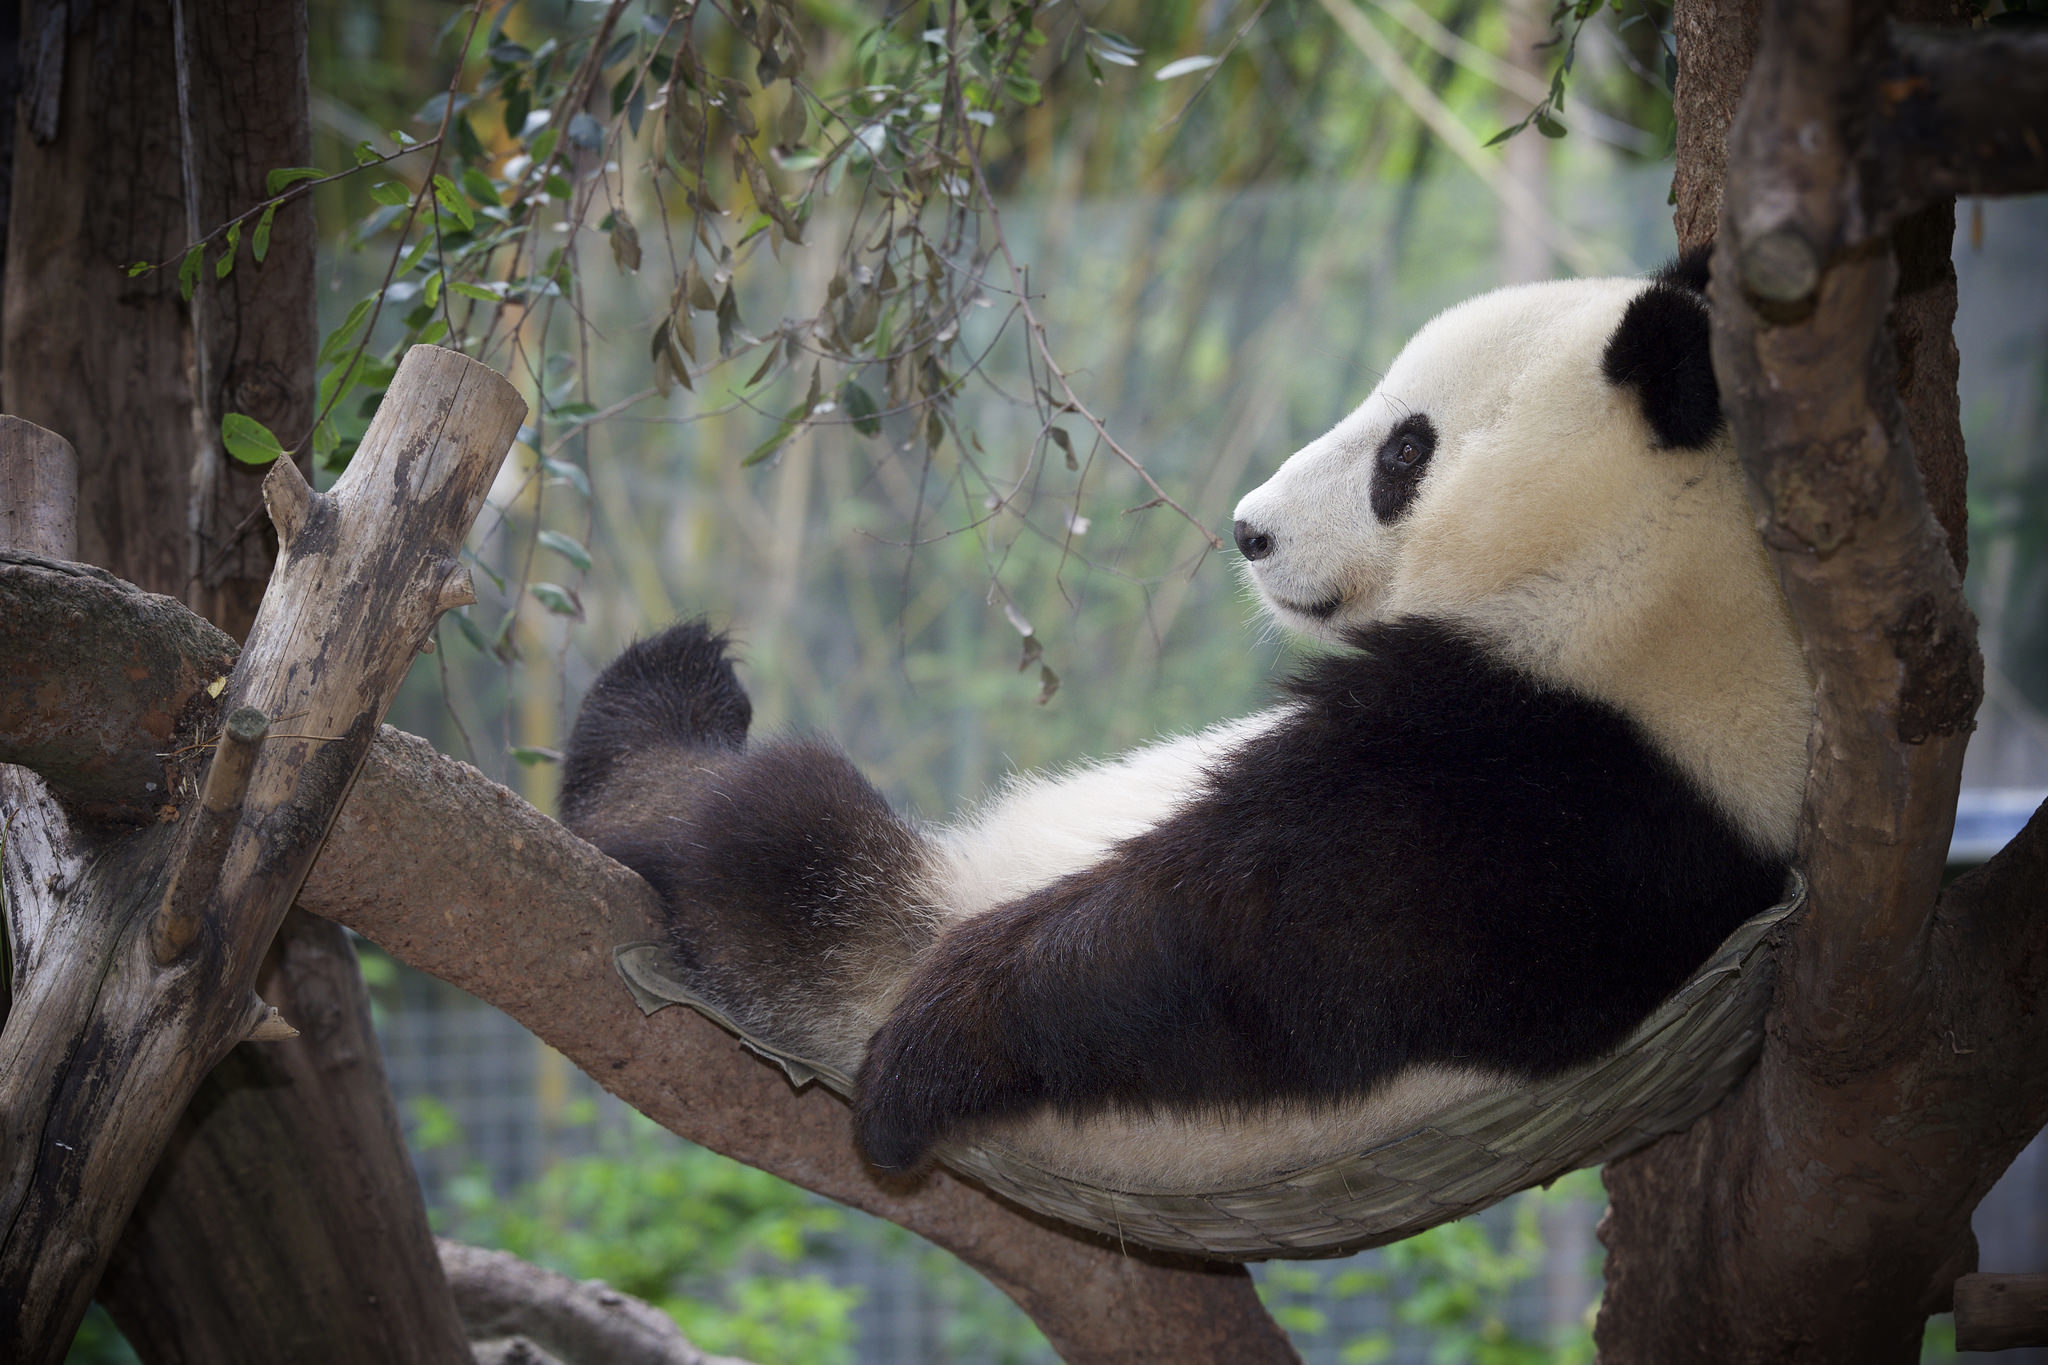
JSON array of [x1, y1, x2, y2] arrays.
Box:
[[559, 251, 1812, 1192]]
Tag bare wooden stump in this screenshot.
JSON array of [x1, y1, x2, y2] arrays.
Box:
[[0, 415, 75, 560], [0, 345, 525, 1361], [1955, 1273, 2048, 1352]]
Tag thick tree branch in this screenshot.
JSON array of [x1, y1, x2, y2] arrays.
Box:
[[0, 553, 235, 816], [1594, 2, 2042, 1361], [1719, 0, 1978, 1078], [302, 729, 1298, 1365], [436, 1239, 750, 1365], [0, 346, 523, 1360], [1869, 26, 2048, 218]]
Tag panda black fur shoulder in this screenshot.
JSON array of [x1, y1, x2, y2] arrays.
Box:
[[560, 250, 1812, 1192]]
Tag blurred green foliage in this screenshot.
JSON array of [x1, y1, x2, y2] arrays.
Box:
[[425, 1102, 864, 1362]]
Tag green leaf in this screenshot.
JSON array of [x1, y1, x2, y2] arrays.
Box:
[[537, 529, 592, 571], [252, 204, 278, 263], [221, 413, 286, 466], [1535, 110, 1568, 138], [215, 221, 242, 279], [511, 745, 563, 766], [741, 402, 808, 467], [841, 382, 880, 437], [455, 115, 488, 166], [319, 297, 376, 365], [452, 610, 491, 655], [177, 244, 204, 301], [541, 457, 590, 497], [126, 260, 152, 278], [450, 281, 501, 303], [422, 271, 442, 310], [431, 174, 475, 232], [460, 166, 503, 208], [265, 166, 324, 196], [369, 180, 412, 207], [528, 582, 584, 618], [396, 232, 436, 279]]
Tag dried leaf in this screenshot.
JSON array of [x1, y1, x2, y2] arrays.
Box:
[[687, 260, 718, 312], [1037, 664, 1060, 705], [848, 289, 880, 344], [1049, 425, 1076, 470], [610, 209, 642, 273]]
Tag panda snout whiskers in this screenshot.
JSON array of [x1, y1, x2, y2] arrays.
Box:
[[1283, 592, 1346, 621]]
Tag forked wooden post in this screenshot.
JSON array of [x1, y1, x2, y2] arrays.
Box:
[[0, 345, 525, 1362]]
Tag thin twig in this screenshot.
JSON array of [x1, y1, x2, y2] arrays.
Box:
[[954, 87, 1223, 550]]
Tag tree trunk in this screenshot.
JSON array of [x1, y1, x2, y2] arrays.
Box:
[[1596, 4, 2048, 1360], [0, 3, 475, 1360]]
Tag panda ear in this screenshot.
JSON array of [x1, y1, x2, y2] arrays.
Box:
[[1600, 248, 1724, 450]]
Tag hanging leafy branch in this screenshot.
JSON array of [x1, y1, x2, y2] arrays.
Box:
[[1487, 0, 1674, 146]]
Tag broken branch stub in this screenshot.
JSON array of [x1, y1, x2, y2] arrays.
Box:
[[0, 344, 524, 1361], [179, 344, 526, 984], [0, 415, 77, 561]]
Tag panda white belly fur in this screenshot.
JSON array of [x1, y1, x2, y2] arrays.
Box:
[[558, 250, 1811, 1191]]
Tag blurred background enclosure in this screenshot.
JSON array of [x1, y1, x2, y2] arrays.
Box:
[[70, 1, 2042, 1361]]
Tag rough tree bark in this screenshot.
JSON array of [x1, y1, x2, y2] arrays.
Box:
[[1597, 5, 2048, 1361], [0, 3, 479, 1359], [0, 348, 526, 1361]]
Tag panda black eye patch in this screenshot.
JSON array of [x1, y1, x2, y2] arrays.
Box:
[[1370, 414, 1437, 522]]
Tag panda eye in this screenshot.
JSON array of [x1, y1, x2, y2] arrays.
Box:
[[1369, 415, 1437, 523]]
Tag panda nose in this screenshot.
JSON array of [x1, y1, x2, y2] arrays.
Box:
[[1233, 519, 1275, 562]]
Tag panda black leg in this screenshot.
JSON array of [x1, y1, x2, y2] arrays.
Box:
[[563, 626, 939, 1063], [559, 620, 751, 831], [854, 902, 1051, 1171]]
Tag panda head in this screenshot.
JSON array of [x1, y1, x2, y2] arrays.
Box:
[[1232, 252, 1812, 854], [1232, 253, 1725, 642]]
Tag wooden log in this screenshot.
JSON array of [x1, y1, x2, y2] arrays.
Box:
[[0, 415, 76, 560], [1955, 1274, 2048, 1352], [0, 344, 524, 1361]]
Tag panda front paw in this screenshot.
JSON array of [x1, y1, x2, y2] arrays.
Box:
[[852, 1001, 1037, 1174], [852, 1071, 945, 1174]]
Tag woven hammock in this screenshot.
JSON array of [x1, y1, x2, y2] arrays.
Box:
[[616, 874, 1804, 1261]]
